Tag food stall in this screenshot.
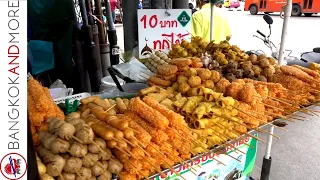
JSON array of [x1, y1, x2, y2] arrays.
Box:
[[27, 6, 320, 180]]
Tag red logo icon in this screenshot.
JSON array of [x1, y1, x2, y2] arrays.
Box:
[[0, 153, 27, 180]]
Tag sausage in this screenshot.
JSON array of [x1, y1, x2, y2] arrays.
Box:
[[106, 140, 117, 149], [80, 96, 99, 105], [91, 107, 108, 120], [117, 141, 127, 150], [104, 116, 128, 130], [90, 124, 114, 141], [123, 128, 134, 140]]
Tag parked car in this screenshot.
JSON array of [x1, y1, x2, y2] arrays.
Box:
[[224, 0, 240, 8]]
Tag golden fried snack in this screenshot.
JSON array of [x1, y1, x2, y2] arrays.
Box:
[[203, 80, 215, 89], [188, 76, 202, 87], [177, 65, 189, 72], [157, 73, 176, 81], [178, 83, 190, 94], [211, 70, 221, 83], [130, 97, 169, 129], [147, 93, 168, 102], [137, 86, 157, 96], [225, 82, 243, 100], [184, 68, 198, 77], [177, 75, 188, 84], [170, 58, 192, 66], [280, 65, 315, 84], [215, 78, 230, 94], [147, 81, 165, 89], [239, 83, 256, 104], [187, 88, 198, 96], [27, 78, 51, 111], [148, 76, 171, 87], [193, 62, 203, 68], [171, 82, 179, 91], [157, 64, 178, 76], [172, 97, 188, 112], [27, 91, 45, 127], [198, 69, 212, 81], [116, 98, 127, 113], [293, 65, 320, 78]]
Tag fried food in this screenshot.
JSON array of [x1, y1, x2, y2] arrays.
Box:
[[157, 64, 178, 75], [225, 82, 243, 99], [239, 83, 256, 104], [185, 68, 198, 77], [148, 76, 171, 86], [211, 70, 221, 83], [188, 76, 202, 87], [170, 58, 192, 66], [215, 78, 231, 94], [179, 83, 191, 94], [177, 75, 188, 84], [198, 69, 212, 81], [203, 80, 215, 89], [280, 65, 316, 84]]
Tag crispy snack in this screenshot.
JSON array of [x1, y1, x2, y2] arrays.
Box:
[[215, 78, 230, 94], [188, 76, 202, 87], [239, 83, 256, 104], [178, 83, 191, 95], [170, 58, 192, 66], [27, 78, 50, 111], [148, 76, 171, 87], [225, 82, 243, 100], [203, 80, 215, 89], [137, 86, 157, 96], [130, 97, 169, 129], [211, 70, 221, 83], [116, 98, 127, 113], [177, 65, 189, 72], [280, 65, 316, 83], [293, 65, 320, 78], [27, 90, 45, 127], [157, 64, 178, 76]]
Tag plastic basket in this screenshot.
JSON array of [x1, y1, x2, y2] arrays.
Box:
[[54, 93, 91, 104]]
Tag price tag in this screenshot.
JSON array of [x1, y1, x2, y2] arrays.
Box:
[[111, 48, 120, 55]]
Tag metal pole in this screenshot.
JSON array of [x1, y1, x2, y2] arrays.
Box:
[[260, 126, 274, 180], [278, 0, 292, 65], [105, 0, 120, 65], [210, 2, 214, 41]]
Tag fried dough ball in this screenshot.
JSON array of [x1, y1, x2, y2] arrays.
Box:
[[248, 54, 258, 65], [179, 83, 191, 94], [267, 57, 276, 65], [198, 69, 212, 81], [203, 80, 215, 89], [262, 66, 275, 78], [172, 82, 179, 90], [215, 78, 231, 94], [185, 68, 197, 77], [232, 69, 243, 79], [258, 54, 267, 60], [226, 82, 243, 99], [252, 65, 262, 76], [177, 75, 188, 84], [243, 69, 255, 78], [188, 76, 202, 87], [241, 61, 253, 70], [211, 70, 221, 83], [239, 83, 255, 104], [259, 58, 270, 68]]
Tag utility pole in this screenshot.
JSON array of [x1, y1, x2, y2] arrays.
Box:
[[172, 0, 188, 9]]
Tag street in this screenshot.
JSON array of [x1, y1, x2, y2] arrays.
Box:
[[115, 11, 320, 180]]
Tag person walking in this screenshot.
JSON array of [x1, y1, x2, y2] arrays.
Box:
[[110, 0, 117, 23], [191, 0, 231, 42]]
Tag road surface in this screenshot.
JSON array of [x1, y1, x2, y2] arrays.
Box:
[[115, 11, 320, 180]]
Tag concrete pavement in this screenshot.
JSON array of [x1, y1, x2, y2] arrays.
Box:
[[115, 12, 320, 180]]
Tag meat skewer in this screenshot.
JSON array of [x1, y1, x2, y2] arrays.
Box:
[[38, 131, 70, 154], [47, 118, 83, 143]]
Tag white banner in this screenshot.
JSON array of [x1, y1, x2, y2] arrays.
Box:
[[0, 0, 28, 180], [138, 9, 192, 58]]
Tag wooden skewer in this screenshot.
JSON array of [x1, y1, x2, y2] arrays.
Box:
[[267, 96, 293, 106], [181, 125, 209, 150], [114, 146, 131, 157], [127, 127, 139, 134], [176, 156, 198, 175], [262, 103, 285, 112], [244, 132, 267, 144], [72, 135, 84, 144], [74, 168, 84, 180], [57, 170, 65, 180], [105, 104, 116, 113], [213, 122, 255, 148], [128, 160, 149, 180], [132, 136, 147, 148], [124, 138, 152, 157], [145, 158, 168, 180], [211, 130, 245, 155], [256, 110, 296, 122]]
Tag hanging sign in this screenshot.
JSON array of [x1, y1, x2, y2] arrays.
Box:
[[138, 9, 192, 58], [149, 135, 258, 180]]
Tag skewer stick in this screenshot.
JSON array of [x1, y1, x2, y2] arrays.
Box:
[[262, 103, 285, 112], [211, 130, 245, 154], [132, 136, 147, 148], [145, 158, 168, 179], [128, 160, 149, 180], [124, 138, 151, 157], [72, 135, 84, 144], [74, 168, 84, 180], [267, 96, 293, 106], [250, 110, 296, 122], [127, 127, 139, 134], [114, 146, 132, 157], [244, 132, 267, 144], [105, 104, 116, 113], [176, 156, 198, 174], [213, 122, 255, 148], [57, 170, 64, 180]]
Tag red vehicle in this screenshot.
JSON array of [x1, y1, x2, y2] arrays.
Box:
[[244, 0, 320, 16]]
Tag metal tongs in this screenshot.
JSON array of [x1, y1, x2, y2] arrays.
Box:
[[107, 67, 136, 92]]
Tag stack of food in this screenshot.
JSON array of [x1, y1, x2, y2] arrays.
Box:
[[36, 116, 122, 180], [168, 36, 208, 58], [143, 51, 171, 73], [78, 96, 195, 180], [28, 77, 65, 146]]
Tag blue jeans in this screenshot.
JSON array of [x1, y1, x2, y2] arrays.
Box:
[[112, 11, 116, 23]]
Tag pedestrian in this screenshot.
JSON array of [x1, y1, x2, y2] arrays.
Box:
[[110, 0, 117, 23], [138, 0, 143, 9], [191, 0, 231, 42]]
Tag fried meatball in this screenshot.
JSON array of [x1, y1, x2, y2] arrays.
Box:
[[243, 69, 255, 78], [249, 54, 259, 65], [262, 66, 275, 78], [188, 76, 202, 87], [259, 58, 270, 68], [257, 75, 268, 82], [227, 61, 239, 69], [215, 78, 231, 94], [252, 65, 262, 76], [178, 83, 191, 94], [225, 73, 237, 82], [177, 75, 188, 84], [203, 80, 215, 89], [232, 69, 244, 79], [211, 70, 221, 83], [258, 54, 267, 60], [226, 82, 243, 99], [241, 61, 253, 70], [198, 69, 212, 81], [267, 57, 276, 65], [185, 68, 197, 77], [239, 83, 256, 104]]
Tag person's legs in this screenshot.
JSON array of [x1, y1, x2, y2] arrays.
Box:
[[112, 11, 116, 23]]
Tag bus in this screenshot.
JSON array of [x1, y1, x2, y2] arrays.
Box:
[[244, 0, 320, 16]]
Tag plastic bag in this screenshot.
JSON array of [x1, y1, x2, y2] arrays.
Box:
[[49, 79, 73, 99]]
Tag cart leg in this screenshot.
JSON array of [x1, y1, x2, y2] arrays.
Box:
[[260, 126, 274, 180]]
